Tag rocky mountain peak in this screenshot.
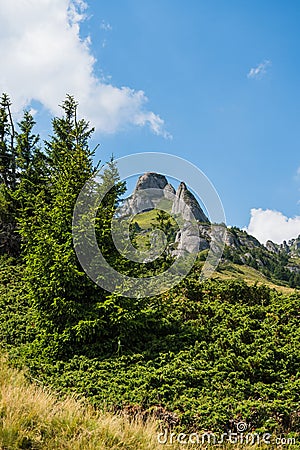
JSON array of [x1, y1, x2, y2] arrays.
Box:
[[171, 181, 208, 223], [121, 172, 209, 224], [163, 183, 176, 200], [135, 172, 168, 192]]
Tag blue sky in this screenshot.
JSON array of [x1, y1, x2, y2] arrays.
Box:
[[0, 0, 300, 243]]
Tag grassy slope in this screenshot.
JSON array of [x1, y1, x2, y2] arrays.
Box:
[[132, 210, 161, 229], [0, 356, 282, 450], [213, 263, 296, 295], [1, 223, 299, 448], [130, 209, 179, 252], [0, 356, 162, 450]]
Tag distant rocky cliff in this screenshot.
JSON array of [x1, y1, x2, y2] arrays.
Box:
[[119, 172, 300, 287], [266, 236, 300, 257], [121, 172, 208, 223]]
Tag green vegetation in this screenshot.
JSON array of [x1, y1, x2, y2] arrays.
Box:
[[0, 94, 300, 448], [129, 208, 178, 254], [1, 254, 300, 440], [2, 356, 288, 450], [214, 262, 296, 295], [223, 227, 300, 288]]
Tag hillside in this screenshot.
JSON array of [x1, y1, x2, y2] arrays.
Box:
[[130, 205, 300, 289], [1, 256, 300, 440], [2, 353, 298, 450], [0, 97, 300, 447], [0, 355, 162, 450]]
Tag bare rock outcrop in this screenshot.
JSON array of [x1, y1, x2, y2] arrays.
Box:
[[119, 172, 210, 255], [135, 172, 168, 191], [174, 224, 209, 255], [265, 235, 300, 257], [171, 182, 208, 223], [121, 173, 170, 216], [163, 183, 176, 200], [266, 240, 280, 254]]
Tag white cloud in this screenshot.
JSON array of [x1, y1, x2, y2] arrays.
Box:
[[245, 208, 300, 244], [100, 20, 112, 31], [0, 0, 169, 137], [247, 60, 271, 79]]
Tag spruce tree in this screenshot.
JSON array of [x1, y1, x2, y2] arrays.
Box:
[[0, 94, 19, 255], [20, 97, 96, 329], [0, 94, 16, 190], [14, 111, 48, 217], [19, 96, 127, 357]]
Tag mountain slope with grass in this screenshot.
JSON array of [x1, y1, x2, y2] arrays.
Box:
[[132, 207, 300, 289], [0, 355, 163, 450], [0, 95, 300, 448], [1, 255, 300, 440]]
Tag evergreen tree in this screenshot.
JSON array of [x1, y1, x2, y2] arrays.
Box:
[[20, 97, 97, 332], [0, 94, 19, 256], [95, 156, 126, 266], [18, 96, 128, 357], [0, 94, 16, 190], [16, 111, 41, 172], [0, 98, 46, 257], [151, 210, 175, 241], [14, 111, 48, 219]]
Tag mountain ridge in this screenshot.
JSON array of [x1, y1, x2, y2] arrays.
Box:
[[124, 172, 300, 288]]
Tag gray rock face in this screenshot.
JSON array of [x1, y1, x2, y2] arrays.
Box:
[[122, 174, 208, 222], [135, 172, 168, 192], [171, 184, 209, 255], [286, 236, 300, 256], [225, 232, 239, 248], [119, 172, 210, 255], [174, 224, 209, 255], [171, 182, 208, 223], [117, 172, 300, 284], [125, 191, 155, 216], [266, 240, 280, 254], [286, 265, 300, 273], [265, 235, 300, 257], [121, 173, 170, 216], [163, 183, 176, 200]]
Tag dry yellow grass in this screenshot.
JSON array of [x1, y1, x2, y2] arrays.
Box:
[[0, 355, 165, 449]]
